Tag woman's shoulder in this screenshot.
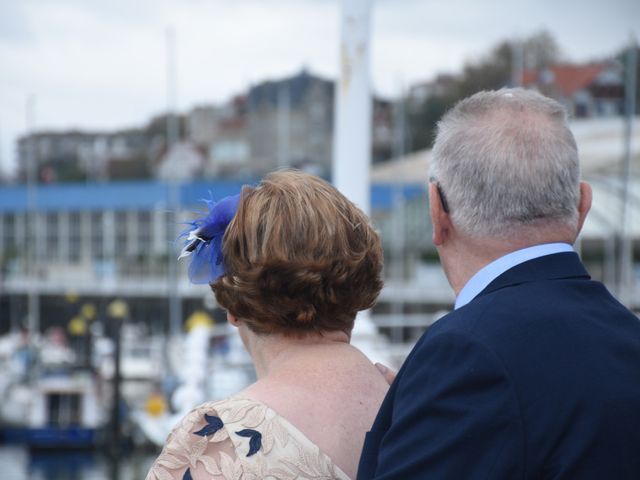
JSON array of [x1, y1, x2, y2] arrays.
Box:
[[235, 346, 389, 479], [145, 398, 245, 480], [147, 395, 351, 480]]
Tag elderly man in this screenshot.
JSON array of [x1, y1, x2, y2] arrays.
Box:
[[358, 89, 640, 479]]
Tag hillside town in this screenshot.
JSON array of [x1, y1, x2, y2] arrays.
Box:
[[0, 2, 638, 474], [9, 32, 636, 186]]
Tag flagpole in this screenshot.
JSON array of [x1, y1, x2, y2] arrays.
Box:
[[333, 0, 381, 345], [332, 0, 372, 215]]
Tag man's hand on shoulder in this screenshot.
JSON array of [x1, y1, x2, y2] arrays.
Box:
[[375, 362, 397, 385]]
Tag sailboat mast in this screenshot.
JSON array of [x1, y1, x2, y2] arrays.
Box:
[[619, 38, 637, 307], [166, 27, 182, 336]]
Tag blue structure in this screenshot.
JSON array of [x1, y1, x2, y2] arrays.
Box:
[[0, 180, 425, 213], [0, 179, 428, 324]]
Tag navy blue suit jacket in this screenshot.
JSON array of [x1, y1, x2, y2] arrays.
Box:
[[358, 252, 640, 479]]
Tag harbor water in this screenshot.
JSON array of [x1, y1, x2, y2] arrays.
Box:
[[0, 445, 158, 480]]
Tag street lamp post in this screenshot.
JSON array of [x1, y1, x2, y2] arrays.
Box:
[[106, 299, 128, 467]]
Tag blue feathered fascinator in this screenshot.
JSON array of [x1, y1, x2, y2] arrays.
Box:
[[178, 193, 241, 284]]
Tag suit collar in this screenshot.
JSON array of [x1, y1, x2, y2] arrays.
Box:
[[476, 252, 590, 299], [455, 243, 574, 309]]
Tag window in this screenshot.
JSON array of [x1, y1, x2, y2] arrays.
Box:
[[46, 213, 59, 260], [69, 212, 82, 262], [47, 393, 81, 427]]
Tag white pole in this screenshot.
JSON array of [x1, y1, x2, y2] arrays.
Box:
[[166, 27, 182, 336], [619, 36, 637, 307], [333, 1, 387, 358], [26, 95, 39, 333], [332, 0, 372, 215], [390, 88, 406, 344]]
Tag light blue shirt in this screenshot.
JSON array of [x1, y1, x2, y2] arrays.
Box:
[[454, 242, 574, 310]]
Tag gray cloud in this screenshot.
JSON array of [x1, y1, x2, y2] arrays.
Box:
[[0, 0, 638, 175], [0, 2, 33, 45]]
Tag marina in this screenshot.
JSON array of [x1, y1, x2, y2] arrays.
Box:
[[0, 445, 156, 480], [0, 1, 638, 477]]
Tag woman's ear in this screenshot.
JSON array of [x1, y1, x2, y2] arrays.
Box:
[[227, 312, 240, 327]]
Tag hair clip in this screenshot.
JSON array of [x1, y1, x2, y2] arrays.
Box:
[[179, 193, 241, 284]]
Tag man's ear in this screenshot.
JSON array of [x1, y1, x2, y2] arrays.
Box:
[[576, 181, 592, 236], [428, 182, 451, 246]]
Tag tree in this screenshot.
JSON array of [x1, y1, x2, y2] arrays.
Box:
[[523, 30, 563, 70], [406, 31, 563, 152], [408, 95, 454, 151]]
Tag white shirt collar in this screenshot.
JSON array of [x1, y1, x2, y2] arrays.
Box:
[[454, 242, 574, 310]]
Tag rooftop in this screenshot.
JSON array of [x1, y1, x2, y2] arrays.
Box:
[[522, 63, 613, 97]]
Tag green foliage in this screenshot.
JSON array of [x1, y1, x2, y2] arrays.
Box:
[[42, 156, 87, 182], [407, 30, 562, 152], [145, 113, 187, 141], [107, 153, 152, 180], [455, 41, 512, 99], [408, 95, 454, 151]]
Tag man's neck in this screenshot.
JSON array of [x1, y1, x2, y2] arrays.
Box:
[[443, 223, 577, 296], [454, 243, 575, 309]]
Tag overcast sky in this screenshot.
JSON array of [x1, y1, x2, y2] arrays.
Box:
[[1, 0, 638, 176]]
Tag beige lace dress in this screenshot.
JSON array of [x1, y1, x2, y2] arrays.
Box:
[[146, 396, 351, 480]]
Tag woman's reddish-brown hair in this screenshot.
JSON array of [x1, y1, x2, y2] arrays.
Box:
[[211, 170, 383, 335]]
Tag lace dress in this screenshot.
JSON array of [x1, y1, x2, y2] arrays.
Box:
[[146, 396, 351, 480]]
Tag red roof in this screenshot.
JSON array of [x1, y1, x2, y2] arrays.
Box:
[[522, 64, 607, 96]]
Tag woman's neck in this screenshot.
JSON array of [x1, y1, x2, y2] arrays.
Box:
[[241, 326, 351, 379]]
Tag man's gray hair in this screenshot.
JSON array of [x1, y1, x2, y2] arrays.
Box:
[[430, 88, 580, 237]]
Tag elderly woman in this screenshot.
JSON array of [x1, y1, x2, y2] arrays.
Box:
[[147, 171, 389, 480]]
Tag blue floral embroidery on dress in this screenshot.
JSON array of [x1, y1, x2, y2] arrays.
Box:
[[193, 414, 224, 437], [183, 468, 193, 480], [235, 429, 262, 457]]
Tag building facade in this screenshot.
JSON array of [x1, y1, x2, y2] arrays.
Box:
[[247, 70, 335, 176], [0, 180, 426, 332]]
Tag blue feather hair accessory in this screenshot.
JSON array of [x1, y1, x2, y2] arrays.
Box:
[[178, 193, 241, 284]]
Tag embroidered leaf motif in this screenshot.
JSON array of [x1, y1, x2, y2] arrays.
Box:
[[267, 467, 298, 480], [218, 451, 242, 480], [193, 414, 224, 437], [270, 417, 290, 448], [182, 410, 202, 431], [186, 436, 209, 466], [241, 454, 268, 478], [157, 456, 188, 470], [235, 428, 262, 457], [281, 443, 334, 478], [223, 401, 254, 423], [242, 404, 266, 428], [261, 418, 275, 454], [147, 397, 351, 480], [152, 466, 177, 480], [166, 429, 194, 460], [198, 455, 222, 475], [209, 427, 229, 443]]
